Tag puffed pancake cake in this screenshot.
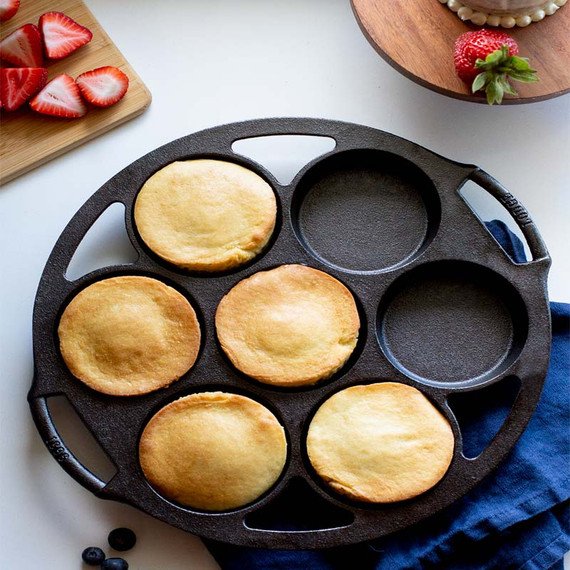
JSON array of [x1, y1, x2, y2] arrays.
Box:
[[134, 159, 277, 272], [306, 382, 454, 503], [58, 276, 201, 396], [139, 392, 287, 511], [215, 264, 360, 387]]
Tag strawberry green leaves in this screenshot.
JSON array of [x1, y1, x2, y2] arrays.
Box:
[[472, 44, 539, 105]]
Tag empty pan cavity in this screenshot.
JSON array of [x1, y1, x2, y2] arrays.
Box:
[[292, 150, 440, 272], [377, 262, 528, 386]]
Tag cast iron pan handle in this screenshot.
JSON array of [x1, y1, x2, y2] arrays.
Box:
[[469, 168, 549, 262], [28, 395, 108, 495]]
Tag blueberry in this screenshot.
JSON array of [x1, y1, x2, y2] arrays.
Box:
[[81, 546, 105, 566], [107, 527, 136, 552], [101, 558, 129, 570]]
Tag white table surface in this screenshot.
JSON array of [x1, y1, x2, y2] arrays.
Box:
[[1, 1, 568, 568]]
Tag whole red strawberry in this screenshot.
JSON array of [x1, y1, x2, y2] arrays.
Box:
[[454, 29, 538, 105], [454, 30, 518, 83]]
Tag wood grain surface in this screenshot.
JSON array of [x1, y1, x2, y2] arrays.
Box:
[[0, 0, 151, 184], [351, 0, 570, 104]]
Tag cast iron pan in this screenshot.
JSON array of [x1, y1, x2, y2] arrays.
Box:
[[28, 118, 551, 549]]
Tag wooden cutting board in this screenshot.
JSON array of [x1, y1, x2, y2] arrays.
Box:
[[0, 0, 151, 184], [352, 0, 570, 104]]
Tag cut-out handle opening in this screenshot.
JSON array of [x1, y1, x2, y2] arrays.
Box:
[[65, 202, 138, 281], [448, 376, 521, 459], [243, 476, 354, 532], [29, 395, 117, 495], [462, 170, 549, 263], [231, 134, 336, 185]]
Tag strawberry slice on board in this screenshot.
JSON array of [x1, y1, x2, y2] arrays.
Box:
[[0, 24, 43, 68], [0, 67, 48, 111], [29, 74, 87, 118], [39, 11, 93, 60], [76, 66, 129, 108], [0, 0, 20, 22]]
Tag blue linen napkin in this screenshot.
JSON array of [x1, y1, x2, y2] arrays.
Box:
[[205, 220, 570, 570]]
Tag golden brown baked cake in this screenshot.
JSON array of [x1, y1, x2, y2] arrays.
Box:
[[306, 382, 454, 503], [139, 392, 287, 511], [58, 276, 200, 396], [133, 159, 277, 272], [215, 264, 360, 387]]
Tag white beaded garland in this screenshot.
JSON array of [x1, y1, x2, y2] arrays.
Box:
[[441, 0, 565, 26], [457, 6, 474, 19], [471, 11, 488, 24], [515, 15, 533, 26]]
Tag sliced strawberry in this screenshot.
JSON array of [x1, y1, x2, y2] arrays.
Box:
[[39, 11, 92, 60], [0, 24, 43, 68], [0, 67, 48, 111], [0, 0, 20, 22], [76, 66, 129, 108], [29, 74, 87, 118]]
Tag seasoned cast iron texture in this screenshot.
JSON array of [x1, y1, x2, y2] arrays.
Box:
[[29, 118, 551, 549]]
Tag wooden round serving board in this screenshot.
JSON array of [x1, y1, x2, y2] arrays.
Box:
[[351, 0, 570, 104]]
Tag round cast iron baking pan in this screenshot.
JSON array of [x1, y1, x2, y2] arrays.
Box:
[[29, 118, 551, 549]]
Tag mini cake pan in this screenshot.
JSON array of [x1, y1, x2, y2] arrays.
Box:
[[29, 118, 551, 549]]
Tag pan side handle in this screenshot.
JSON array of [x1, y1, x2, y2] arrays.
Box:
[[469, 168, 549, 263], [29, 395, 108, 495]]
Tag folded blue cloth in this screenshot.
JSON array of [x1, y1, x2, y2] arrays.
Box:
[[205, 221, 569, 570]]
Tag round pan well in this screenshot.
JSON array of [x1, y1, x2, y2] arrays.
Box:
[[292, 150, 440, 273], [377, 261, 528, 386]]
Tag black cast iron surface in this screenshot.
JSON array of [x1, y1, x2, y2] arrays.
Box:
[[29, 118, 552, 549]]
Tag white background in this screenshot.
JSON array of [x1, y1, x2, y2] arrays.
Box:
[[1, 1, 568, 568]]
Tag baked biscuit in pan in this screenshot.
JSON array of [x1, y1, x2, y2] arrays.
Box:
[[306, 382, 454, 503], [58, 276, 200, 396], [139, 392, 287, 511], [134, 159, 277, 272], [215, 264, 360, 387]]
